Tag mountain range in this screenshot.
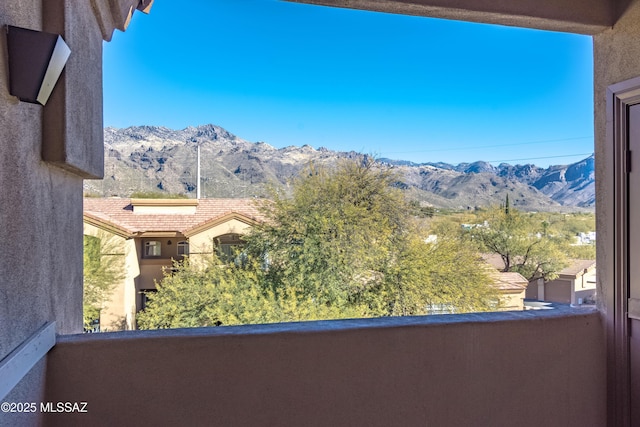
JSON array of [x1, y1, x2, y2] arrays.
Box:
[[83, 124, 595, 211]]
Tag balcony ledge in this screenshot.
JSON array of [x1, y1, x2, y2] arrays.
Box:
[[58, 304, 600, 344]]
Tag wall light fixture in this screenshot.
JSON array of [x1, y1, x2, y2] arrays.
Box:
[[6, 25, 71, 106]]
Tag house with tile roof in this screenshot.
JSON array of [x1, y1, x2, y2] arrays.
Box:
[[482, 254, 596, 306], [83, 197, 265, 330], [525, 259, 597, 306], [486, 270, 529, 311]]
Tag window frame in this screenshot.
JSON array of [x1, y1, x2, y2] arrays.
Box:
[[144, 240, 162, 258], [177, 240, 189, 256]]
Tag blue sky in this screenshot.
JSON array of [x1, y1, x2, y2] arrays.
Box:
[[103, 0, 594, 167]]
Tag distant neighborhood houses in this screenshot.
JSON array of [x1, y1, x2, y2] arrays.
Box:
[[456, 219, 597, 308], [482, 254, 597, 307], [83, 197, 265, 331], [461, 221, 489, 230], [574, 231, 597, 245]]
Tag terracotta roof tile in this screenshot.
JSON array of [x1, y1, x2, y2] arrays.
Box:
[[83, 198, 266, 235], [489, 271, 529, 291]]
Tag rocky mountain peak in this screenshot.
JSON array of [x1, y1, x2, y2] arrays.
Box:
[[88, 124, 595, 211]]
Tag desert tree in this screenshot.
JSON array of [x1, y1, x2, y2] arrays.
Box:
[[83, 232, 125, 330], [473, 206, 568, 281]]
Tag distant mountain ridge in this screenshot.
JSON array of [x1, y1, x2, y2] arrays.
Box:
[[84, 124, 595, 211]]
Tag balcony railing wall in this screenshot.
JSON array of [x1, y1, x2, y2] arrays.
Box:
[[44, 308, 605, 426]]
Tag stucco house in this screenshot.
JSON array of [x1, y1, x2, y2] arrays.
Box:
[[526, 259, 597, 305], [483, 254, 597, 306], [83, 197, 264, 330], [487, 270, 529, 311], [5, 0, 640, 425]]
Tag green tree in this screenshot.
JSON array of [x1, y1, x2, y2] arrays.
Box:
[[83, 233, 125, 330], [473, 206, 568, 281], [245, 157, 406, 309], [381, 227, 499, 315], [246, 156, 499, 317], [564, 244, 596, 260], [136, 257, 366, 329], [139, 156, 501, 329]]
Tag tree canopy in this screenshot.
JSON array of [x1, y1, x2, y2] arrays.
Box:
[[472, 205, 569, 281], [138, 157, 501, 329]]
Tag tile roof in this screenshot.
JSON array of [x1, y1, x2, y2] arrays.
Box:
[[481, 253, 595, 278], [489, 271, 529, 291], [557, 258, 596, 276], [83, 198, 266, 235]]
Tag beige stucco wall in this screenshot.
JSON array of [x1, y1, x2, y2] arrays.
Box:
[[82, 227, 189, 329], [188, 218, 255, 264], [581, 268, 597, 290], [83, 223, 140, 331], [123, 239, 140, 328], [136, 237, 180, 298], [499, 290, 525, 311], [41, 0, 105, 178], [138, 261, 170, 291], [84, 223, 125, 330], [575, 268, 597, 304]]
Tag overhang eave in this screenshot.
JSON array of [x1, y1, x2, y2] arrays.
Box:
[[284, 0, 615, 35]]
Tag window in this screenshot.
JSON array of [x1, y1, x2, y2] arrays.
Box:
[[215, 234, 244, 263], [218, 244, 237, 261], [177, 241, 189, 256], [144, 240, 161, 257]]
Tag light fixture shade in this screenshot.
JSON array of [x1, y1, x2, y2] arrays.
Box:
[[6, 25, 71, 106], [137, 0, 154, 14]]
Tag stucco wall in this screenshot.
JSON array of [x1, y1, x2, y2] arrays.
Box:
[[0, 2, 84, 425], [123, 239, 139, 329], [41, 0, 106, 178], [575, 269, 597, 304], [593, 0, 640, 317], [138, 262, 169, 290], [83, 223, 138, 331], [526, 281, 539, 300], [45, 309, 606, 427], [139, 237, 186, 260], [188, 218, 254, 259], [0, 0, 125, 423], [498, 290, 525, 310], [285, 0, 613, 34]]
